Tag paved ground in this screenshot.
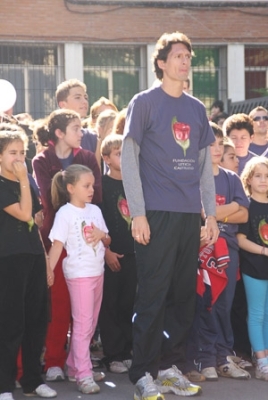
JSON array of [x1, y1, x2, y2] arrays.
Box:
[[13, 366, 268, 400]]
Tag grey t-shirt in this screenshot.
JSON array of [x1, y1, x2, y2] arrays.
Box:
[[122, 86, 215, 214]]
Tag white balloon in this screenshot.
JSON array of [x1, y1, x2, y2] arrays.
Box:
[[0, 79, 17, 112]]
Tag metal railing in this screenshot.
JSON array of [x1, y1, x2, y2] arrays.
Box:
[[228, 96, 268, 115]]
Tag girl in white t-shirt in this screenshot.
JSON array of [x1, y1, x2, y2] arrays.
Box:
[[48, 164, 110, 394]]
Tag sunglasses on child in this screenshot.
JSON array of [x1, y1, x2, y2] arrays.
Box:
[[253, 116, 268, 121]]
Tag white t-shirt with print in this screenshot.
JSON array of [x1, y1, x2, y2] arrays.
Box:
[[49, 202, 108, 279]]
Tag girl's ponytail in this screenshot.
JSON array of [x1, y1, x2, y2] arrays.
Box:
[[51, 171, 69, 210], [51, 164, 93, 210], [33, 121, 50, 146]]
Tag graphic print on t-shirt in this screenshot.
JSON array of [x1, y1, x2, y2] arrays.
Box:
[[171, 117, 190, 156], [117, 195, 131, 229], [216, 194, 227, 233], [81, 221, 96, 255], [258, 219, 268, 245], [216, 194, 226, 206]]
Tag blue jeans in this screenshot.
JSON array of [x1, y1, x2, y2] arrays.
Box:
[[242, 273, 268, 353], [197, 246, 239, 368], [213, 246, 239, 365]]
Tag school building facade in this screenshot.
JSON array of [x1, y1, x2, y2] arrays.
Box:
[[0, 0, 268, 118]]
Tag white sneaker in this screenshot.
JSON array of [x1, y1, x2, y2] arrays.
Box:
[[201, 367, 218, 381], [256, 364, 268, 381], [0, 394, 14, 400], [228, 355, 253, 370], [46, 367, 65, 382], [155, 365, 202, 396], [109, 361, 128, 373], [77, 377, 100, 394], [217, 358, 251, 379], [23, 384, 57, 398], [134, 373, 164, 400], [237, 359, 253, 370], [68, 371, 105, 382]]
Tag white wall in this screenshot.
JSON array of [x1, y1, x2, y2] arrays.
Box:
[[147, 43, 157, 89], [227, 44, 245, 102], [64, 43, 84, 82]]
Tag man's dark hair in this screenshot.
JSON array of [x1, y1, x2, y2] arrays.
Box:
[[152, 32, 193, 80]]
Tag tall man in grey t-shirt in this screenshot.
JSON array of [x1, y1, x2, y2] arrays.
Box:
[[121, 32, 219, 400]]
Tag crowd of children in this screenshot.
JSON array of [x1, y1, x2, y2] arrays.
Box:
[[1, 71, 268, 400]]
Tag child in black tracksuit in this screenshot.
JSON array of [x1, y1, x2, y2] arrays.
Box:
[[0, 128, 56, 399], [99, 134, 137, 374]]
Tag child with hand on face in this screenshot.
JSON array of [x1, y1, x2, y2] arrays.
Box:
[[0, 129, 56, 400]]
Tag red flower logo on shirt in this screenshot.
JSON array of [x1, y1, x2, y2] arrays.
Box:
[[216, 194, 226, 206], [172, 117, 190, 156], [117, 195, 131, 229], [81, 221, 96, 256], [259, 219, 268, 245]]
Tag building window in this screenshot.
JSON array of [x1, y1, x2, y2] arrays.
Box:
[[83, 46, 147, 110], [191, 46, 227, 112], [245, 47, 268, 99], [0, 44, 63, 118]]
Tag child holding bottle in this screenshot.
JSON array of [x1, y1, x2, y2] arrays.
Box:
[[0, 129, 56, 400]]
